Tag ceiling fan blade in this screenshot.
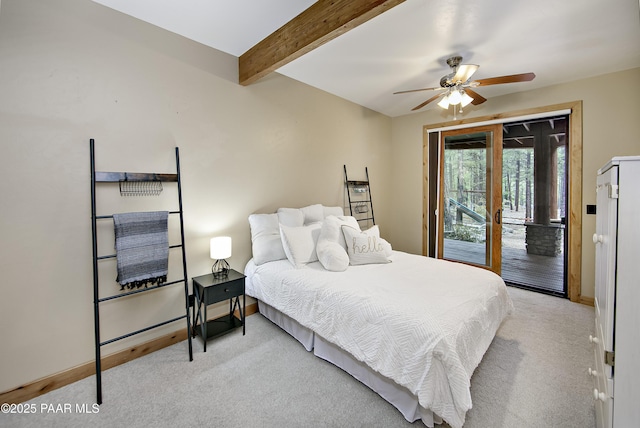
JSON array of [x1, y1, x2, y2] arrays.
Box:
[[394, 86, 443, 95], [452, 64, 479, 84], [464, 88, 486, 105], [473, 72, 535, 87], [411, 93, 443, 111]]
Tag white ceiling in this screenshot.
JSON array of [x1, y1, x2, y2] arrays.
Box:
[[93, 0, 640, 117]]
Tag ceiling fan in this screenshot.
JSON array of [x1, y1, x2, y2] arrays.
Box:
[[394, 56, 535, 116]]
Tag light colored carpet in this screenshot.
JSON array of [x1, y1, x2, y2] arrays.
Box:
[[3, 286, 595, 428]]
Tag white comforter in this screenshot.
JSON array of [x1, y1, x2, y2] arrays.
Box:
[[245, 251, 513, 428]]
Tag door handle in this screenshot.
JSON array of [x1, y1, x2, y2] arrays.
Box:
[[494, 209, 501, 225]]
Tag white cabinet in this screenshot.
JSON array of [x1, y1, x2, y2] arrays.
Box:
[[592, 156, 640, 428]]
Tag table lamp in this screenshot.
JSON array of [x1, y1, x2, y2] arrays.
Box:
[[210, 236, 231, 278]]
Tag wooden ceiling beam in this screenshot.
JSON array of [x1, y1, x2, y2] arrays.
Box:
[[238, 0, 406, 86]]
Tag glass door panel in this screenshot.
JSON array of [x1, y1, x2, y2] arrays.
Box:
[[438, 125, 502, 274]]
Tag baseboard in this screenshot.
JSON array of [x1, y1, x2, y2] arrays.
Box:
[[579, 295, 594, 306], [0, 302, 258, 404]]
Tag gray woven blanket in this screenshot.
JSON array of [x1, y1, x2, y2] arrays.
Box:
[[113, 211, 169, 290]]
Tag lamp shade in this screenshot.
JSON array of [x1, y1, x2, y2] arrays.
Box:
[[437, 94, 450, 109], [460, 91, 473, 107], [448, 90, 462, 105], [210, 236, 232, 259]]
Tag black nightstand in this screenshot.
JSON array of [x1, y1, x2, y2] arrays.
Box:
[[191, 269, 246, 352]]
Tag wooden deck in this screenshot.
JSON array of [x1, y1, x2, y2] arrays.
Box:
[[443, 239, 565, 295]]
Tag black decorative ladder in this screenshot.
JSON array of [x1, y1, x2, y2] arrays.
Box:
[[344, 165, 375, 227], [90, 139, 193, 404]]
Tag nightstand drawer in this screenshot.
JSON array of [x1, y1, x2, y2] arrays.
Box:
[[203, 278, 244, 305]]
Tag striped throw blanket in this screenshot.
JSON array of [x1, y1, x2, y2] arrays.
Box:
[[113, 211, 169, 290]]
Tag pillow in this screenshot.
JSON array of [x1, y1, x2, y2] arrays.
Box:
[[277, 208, 304, 227], [323, 206, 344, 218], [277, 204, 324, 226], [248, 213, 287, 265], [279, 223, 322, 268], [341, 225, 392, 265], [300, 204, 324, 225], [319, 215, 360, 250], [316, 240, 348, 272], [316, 216, 361, 272]]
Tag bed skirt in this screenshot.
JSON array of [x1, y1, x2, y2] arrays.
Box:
[[258, 300, 315, 351], [257, 300, 442, 427]]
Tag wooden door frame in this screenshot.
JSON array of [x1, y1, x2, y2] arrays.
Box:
[[422, 101, 583, 303], [437, 124, 503, 275]]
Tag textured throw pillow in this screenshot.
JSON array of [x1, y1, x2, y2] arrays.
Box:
[[316, 216, 362, 272], [248, 213, 287, 265], [341, 225, 392, 265], [279, 223, 322, 268], [316, 240, 349, 272], [318, 216, 360, 249]]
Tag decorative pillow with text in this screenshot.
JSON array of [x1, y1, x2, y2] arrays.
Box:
[[341, 225, 392, 265]]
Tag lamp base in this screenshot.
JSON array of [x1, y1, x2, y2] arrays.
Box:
[[212, 259, 230, 278]]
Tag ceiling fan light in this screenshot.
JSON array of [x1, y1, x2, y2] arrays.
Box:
[[460, 91, 473, 107], [448, 90, 462, 105], [437, 94, 450, 109]]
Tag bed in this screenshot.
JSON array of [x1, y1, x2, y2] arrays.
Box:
[[244, 204, 513, 428]]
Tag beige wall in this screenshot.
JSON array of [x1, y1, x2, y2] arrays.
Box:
[[389, 67, 640, 300], [0, 0, 391, 392]]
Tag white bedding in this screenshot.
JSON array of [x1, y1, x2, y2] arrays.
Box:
[[245, 250, 513, 428]]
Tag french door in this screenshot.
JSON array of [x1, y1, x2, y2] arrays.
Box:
[[437, 124, 503, 275]]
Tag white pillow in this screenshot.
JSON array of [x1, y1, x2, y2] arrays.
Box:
[[277, 208, 304, 227], [341, 225, 392, 265], [277, 204, 324, 226], [323, 206, 344, 218], [279, 223, 322, 268], [248, 213, 287, 265], [319, 215, 360, 250], [316, 240, 348, 272], [300, 204, 324, 225], [316, 216, 361, 272]]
